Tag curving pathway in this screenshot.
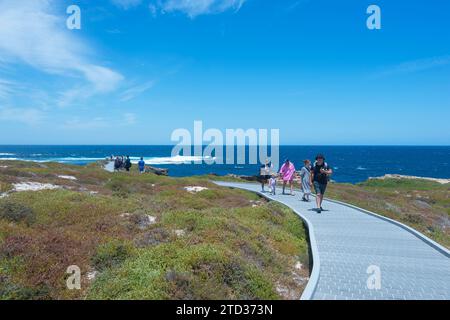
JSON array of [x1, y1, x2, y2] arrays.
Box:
[[214, 181, 450, 300]]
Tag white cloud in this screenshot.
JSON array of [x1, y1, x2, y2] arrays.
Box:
[[0, 78, 16, 99], [0, 106, 45, 125], [373, 55, 450, 78], [0, 0, 123, 104], [123, 113, 137, 125], [120, 81, 155, 102], [111, 0, 143, 10], [62, 117, 109, 130], [158, 0, 246, 17], [112, 0, 247, 17]]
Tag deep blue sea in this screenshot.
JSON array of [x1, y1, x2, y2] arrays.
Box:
[[0, 145, 449, 184]]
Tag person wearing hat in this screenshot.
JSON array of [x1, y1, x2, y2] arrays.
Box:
[[258, 158, 273, 192], [310, 154, 332, 213]]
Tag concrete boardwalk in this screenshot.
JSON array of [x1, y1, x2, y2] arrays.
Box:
[[214, 181, 450, 300]]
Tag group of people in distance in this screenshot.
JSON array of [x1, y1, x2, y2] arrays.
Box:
[[113, 155, 146, 173], [259, 154, 333, 213]]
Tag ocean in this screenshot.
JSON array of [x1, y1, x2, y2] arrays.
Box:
[[0, 145, 449, 184]]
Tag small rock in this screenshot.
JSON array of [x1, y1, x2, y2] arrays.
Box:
[[276, 285, 289, 296], [58, 175, 77, 181], [87, 271, 98, 281], [295, 262, 303, 270], [184, 186, 208, 193], [136, 214, 157, 229], [291, 272, 308, 285], [413, 199, 432, 210], [174, 229, 186, 237], [120, 213, 131, 218], [13, 182, 60, 192]]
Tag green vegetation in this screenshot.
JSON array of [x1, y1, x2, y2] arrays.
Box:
[[326, 178, 450, 248], [0, 161, 309, 300]]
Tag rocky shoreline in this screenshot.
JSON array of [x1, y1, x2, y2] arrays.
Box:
[[369, 174, 450, 185]]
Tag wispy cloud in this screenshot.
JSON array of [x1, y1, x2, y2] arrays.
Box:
[[61, 113, 137, 130], [120, 81, 155, 102], [372, 55, 450, 78], [0, 106, 45, 125], [123, 113, 137, 125], [62, 117, 109, 130], [285, 0, 310, 12], [112, 0, 247, 18], [0, 0, 123, 106], [0, 78, 16, 99], [111, 0, 143, 10], [157, 0, 246, 18]]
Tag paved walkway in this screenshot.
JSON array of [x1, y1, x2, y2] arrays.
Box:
[[214, 181, 450, 300]]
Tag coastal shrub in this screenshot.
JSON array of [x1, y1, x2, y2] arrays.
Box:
[[0, 280, 50, 300], [0, 201, 35, 225], [92, 240, 134, 271], [0, 181, 12, 193]]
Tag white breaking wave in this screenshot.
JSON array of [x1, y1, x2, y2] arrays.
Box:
[[130, 155, 216, 165], [0, 155, 216, 165], [0, 153, 15, 156]]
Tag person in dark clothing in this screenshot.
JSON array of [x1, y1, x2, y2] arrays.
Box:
[[310, 154, 333, 213], [124, 156, 132, 172], [113, 156, 121, 172]]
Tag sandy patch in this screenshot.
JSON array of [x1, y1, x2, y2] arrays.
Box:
[[58, 175, 77, 181], [13, 182, 61, 192], [184, 186, 209, 193]]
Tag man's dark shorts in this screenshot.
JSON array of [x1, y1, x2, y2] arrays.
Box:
[[313, 181, 327, 195]]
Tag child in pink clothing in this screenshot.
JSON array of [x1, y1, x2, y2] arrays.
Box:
[[279, 159, 296, 195]]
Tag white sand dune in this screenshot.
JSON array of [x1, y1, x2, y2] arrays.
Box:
[[13, 182, 61, 192], [58, 175, 77, 181], [184, 186, 209, 193]]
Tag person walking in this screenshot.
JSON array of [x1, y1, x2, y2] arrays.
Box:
[[138, 157, 146, 174], [299, 159, 312, 201], [258, 159, 273, 192], [269, 174, 277, 195], [279, 159, 296, 195], [114, 156, 121, 172], [124, 156, 132, 172], [310, 154, 332, 213]]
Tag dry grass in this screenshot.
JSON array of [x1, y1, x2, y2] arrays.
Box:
[[0, 161, 309, 300]]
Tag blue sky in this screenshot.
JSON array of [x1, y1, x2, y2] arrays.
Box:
[[0, 0, 449, 145]]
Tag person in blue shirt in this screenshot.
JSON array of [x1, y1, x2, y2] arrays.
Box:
[[138, 157, 146, 174]]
